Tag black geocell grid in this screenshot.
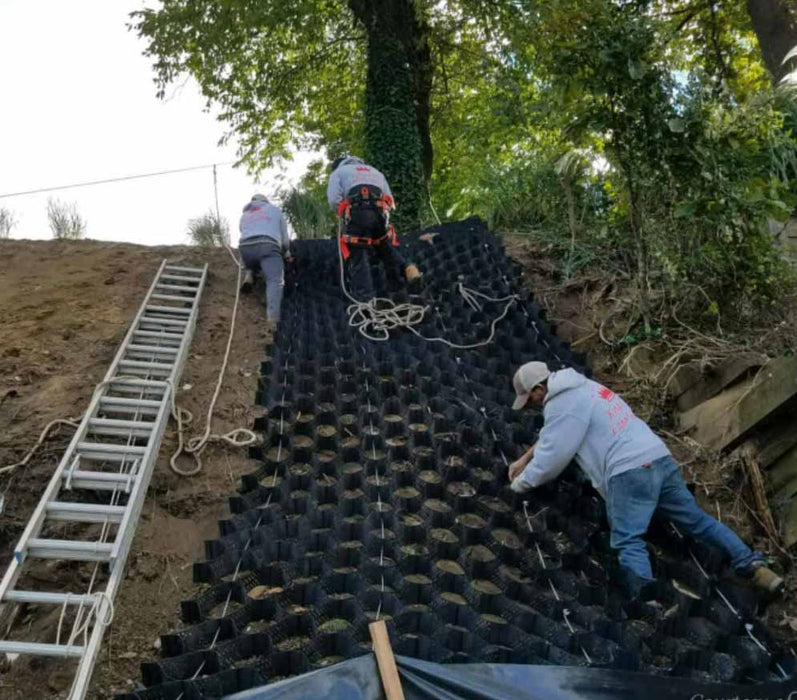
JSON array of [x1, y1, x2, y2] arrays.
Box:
[[118, 219, 795, 700]]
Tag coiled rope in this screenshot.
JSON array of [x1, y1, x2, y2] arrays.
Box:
[[336, 220, 518, 347]]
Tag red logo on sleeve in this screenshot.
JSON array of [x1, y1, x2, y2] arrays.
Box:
[[598, 386, 615, 401]]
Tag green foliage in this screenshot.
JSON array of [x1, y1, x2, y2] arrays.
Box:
[[0, 207, 16, 239], [656, 84, 797, 304], [132, 1, 363, 171], [490, 0, 797, 317], [186, 211, 230, 247], [281, 188, 334, 240], [47, 198, 86, 240], [280, 163, 336, 240]]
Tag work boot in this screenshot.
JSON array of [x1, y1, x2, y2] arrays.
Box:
[[240, 270, 254, 294], [751, 563, 784, 594], [405, 264, 422, 284]]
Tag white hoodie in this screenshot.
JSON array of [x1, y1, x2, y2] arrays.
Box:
[[517, 369, 670, 498], [326, 157, 393, 211], [239, 199, 290, 251]]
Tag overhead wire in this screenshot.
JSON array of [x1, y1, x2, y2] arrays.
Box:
[[0, 161, 235, 199]]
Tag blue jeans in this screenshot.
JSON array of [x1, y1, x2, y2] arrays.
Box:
[[239, 242, 285, 321], [606, 455, 762, 596]]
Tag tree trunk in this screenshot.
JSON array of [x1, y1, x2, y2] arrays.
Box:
[[747, 0, 797, 82], [560, 174, 578, 260], [348, 0, 431, 231]]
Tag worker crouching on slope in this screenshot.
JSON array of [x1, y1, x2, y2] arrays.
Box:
[[327, 156, 421, 298], [507, 361, 784, 599], [238, 194, 293, 323]]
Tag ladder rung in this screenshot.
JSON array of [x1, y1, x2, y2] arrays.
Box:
[[160, 273, 200, 284], [76, 442, 147, 459], [25, 539, 114, 562], [3, 590, 101, 606], [140, 316, 189, 327], [155, 283, 200, 293], [103, 387, 167, 400], [87, 418, 154, 438], [163, 265, 203, 274], [99, 397, 163, 415], [46, 501, 127, 524], [107, 378, 169, 389], [127, 344, 179, 355], [118, 359, 173, 372], [145, 305, 191, 315], [140, 314, 188, 323], [62, 470, 136, 491], [103, 380, 166, 401], [0, 640, 84, 658], [115, 367, 173, 380], [132, 329, 183, 341], [150, 293, 196, 304]]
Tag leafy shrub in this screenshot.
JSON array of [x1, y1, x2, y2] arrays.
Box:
[[0, 207, 15, 239], [281, 187, 335, 240], [187, 211, 229, 247], [47, 198, 86, 240]]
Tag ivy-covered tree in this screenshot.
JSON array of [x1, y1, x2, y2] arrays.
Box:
[[746, 0, 797, 82]]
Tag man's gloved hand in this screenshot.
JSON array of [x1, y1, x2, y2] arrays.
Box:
[[510, 477, 532, 494]]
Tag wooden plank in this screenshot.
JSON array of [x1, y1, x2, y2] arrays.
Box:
[[773, 475, 797, 507], [755, 412, 797, 469], [675, 353, 764, 413], [768, 444, 797, 494], [678, 355, 797, 451], [779, 496, 797, 548], [738, 442, 780, 543], [369, 620, 405, 700], [667, 361, 703, 398]]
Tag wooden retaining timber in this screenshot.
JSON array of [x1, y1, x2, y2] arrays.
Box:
[[675, 354, 797, 547]]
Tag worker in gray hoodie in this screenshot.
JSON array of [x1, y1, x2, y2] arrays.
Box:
[[238, 194, 292, 323], [508, 361, 783, 599], [327, 156, 421, 298]]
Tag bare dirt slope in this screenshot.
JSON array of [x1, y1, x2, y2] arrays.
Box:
[[0, 239, 270, 698], [1, 235, 794, 699]]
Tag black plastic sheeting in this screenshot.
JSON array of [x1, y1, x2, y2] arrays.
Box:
[[227, 654, 797, 700]]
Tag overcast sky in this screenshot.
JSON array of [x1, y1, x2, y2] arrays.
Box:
[[0, 0, 315, 246]]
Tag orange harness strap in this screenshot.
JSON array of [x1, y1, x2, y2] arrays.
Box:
[[336, 190, 398, 260]]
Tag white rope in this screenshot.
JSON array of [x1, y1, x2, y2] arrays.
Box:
[[522, 501, 534, 533], [0, 418, 81, 476], [169, 246, 257, 476], [0, 373, 147, 481], [337, 221, 517, 348]]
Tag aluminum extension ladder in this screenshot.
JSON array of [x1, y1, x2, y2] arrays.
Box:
[[0, 260, 207, 699]]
